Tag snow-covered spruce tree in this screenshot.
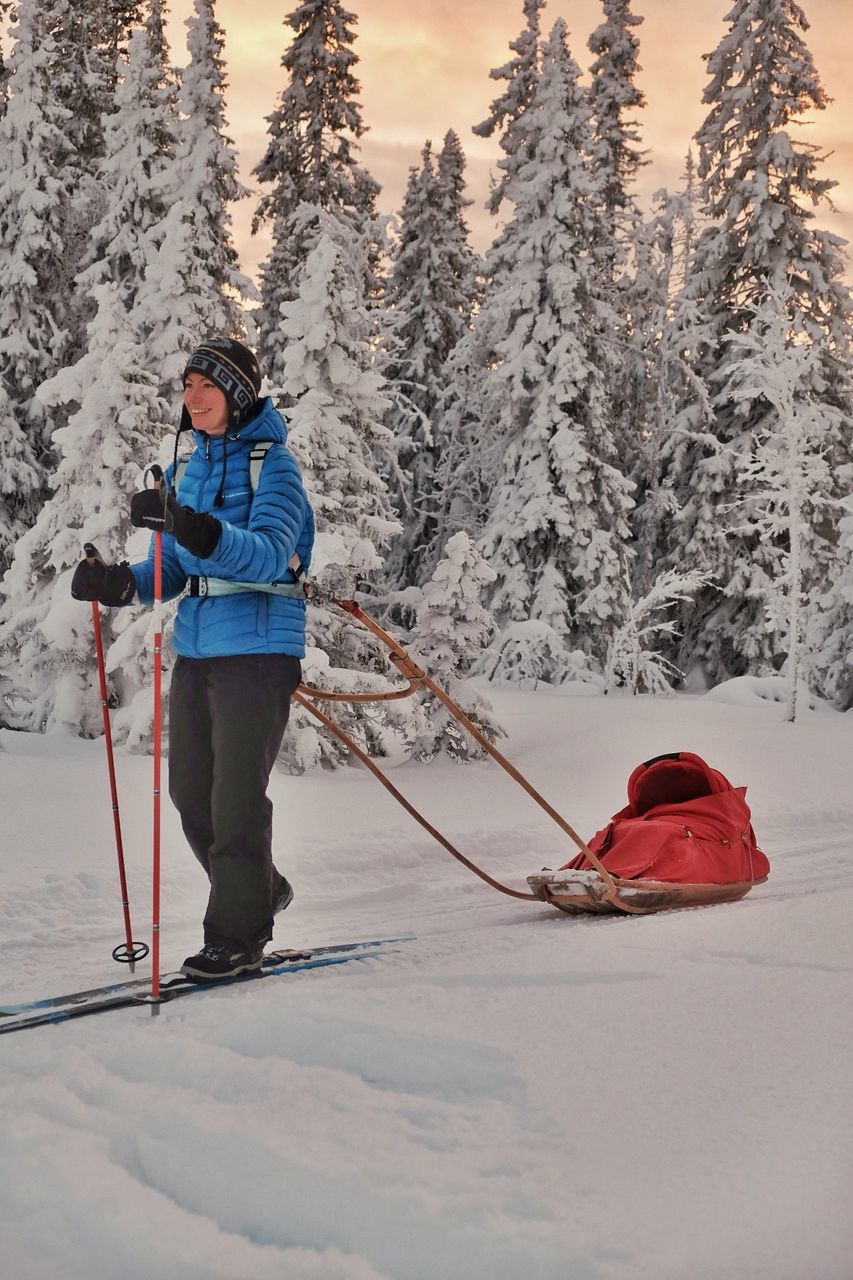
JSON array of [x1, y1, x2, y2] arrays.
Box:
[[382, 132, 479, 590], [659, 0, 853, 683], [40, 1, 147, 372], [252, 0, 380, 387], [476, 20, 634, 680], [587, 0, 646, 283], [0, 380, 41, 569], [274, 215, 405, 770], [721, 287, 841, 720], [0, 2, 13, 105], [0, 1, 72, 487], [430, 303, 505, 566], [407, 532, 504, 762], [381, 144, 438, 589], [129, 204, 217, 416], [811, 501, 853, 710], [436, 129, 480, 306], [0, 284, 169, 736], [77, 17, 178, 304], [173, 0, 255, 334], [603, 568, 712, 696], [586, 0, 648, 476], [430, 2, 546, 568], [52, 2, 139, 174], [627, 170, 704, 590], [473, 0, 545, 218]]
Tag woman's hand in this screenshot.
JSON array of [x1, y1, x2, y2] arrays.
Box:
[[130, 489, 221, 559], [71, 557, 136, 606]]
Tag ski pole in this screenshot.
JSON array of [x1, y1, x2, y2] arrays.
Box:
[[149, 467, 165, 1014], [83, 544, 149, 971]]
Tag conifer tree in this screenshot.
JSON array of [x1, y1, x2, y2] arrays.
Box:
[[603, 567, 712, 695], [252, 0, 380, 385], [383, 132, 479, 589], [134, 200, 224, 400], [0, 2, 12, 106], [473, 0, 545, 217], [475, 21, 634, 676], [273, 215, 402, 770], [722, 287, 841, 719], [436, 130, 480, 304], [586, 0, 648, 475], [77, 18, 178, 304], [46, 2, 147, 367], [587, 0, 646, 275], [811, 506, 853, 710], [659, 0, 853, 682], [627, 171, 701, 590], [407, 532, 504, 762], [0, 382, 41, 570], [0, 284, 168, 736], [431, 1, 546, 568], [174, 0, 254, 334], [0, 0, 75, 505]]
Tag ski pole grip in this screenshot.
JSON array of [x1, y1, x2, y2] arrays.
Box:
[[84, 542, 103, 566], [146, 463, 164, 491]]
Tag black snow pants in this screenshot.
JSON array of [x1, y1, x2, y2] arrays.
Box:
[[168, 652, 302, 951]]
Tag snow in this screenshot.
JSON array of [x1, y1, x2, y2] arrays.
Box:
[[1, 684, 851, 1279]]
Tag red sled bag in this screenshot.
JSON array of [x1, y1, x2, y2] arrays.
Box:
[[561, 751, 770, 885]]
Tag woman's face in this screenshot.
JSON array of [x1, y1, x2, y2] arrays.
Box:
[[183, 373, 229, 435]]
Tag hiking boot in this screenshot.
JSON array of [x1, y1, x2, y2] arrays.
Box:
[[272, 875, 293, 915], [181, 942, 264, 982]]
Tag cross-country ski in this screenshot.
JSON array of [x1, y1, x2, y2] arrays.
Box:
[[0, 940, 409, 1035]]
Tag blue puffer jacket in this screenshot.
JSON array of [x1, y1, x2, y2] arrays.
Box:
[[132, 398, 314, 659]]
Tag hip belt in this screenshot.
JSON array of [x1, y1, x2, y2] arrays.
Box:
[[185, 575, 306, 600]]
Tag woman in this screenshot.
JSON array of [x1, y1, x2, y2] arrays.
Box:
[[72, 336, 314, 981]]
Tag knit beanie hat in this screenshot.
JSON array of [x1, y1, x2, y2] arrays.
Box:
[[181, 336, 263, 432]]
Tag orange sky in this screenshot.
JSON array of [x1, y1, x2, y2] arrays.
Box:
[[162, 0, 851, 283], [6, 2, 848, 281]]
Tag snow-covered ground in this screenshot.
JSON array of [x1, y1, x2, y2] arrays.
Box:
[[1, 682, 851, 1280]]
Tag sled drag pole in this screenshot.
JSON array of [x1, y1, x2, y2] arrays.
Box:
[[83, 544, 148, 973], [292, 691, 538, 901], [327, 597, 620, 899]]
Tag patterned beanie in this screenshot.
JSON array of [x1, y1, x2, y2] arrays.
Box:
[[181, 336, 263, 431]]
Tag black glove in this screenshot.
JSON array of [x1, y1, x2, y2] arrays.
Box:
[[71, 558, 136, 606], [130, 488, 221, 559]]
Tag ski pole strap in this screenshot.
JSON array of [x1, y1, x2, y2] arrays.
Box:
[[185, 575, 307, 600]]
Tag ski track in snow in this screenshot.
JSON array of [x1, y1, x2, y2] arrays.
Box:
[[1, 688, 852, 1280]]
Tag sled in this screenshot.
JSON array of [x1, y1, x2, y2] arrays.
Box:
[[527, 751, 770, 914], [297, 598, 769, 916], [526, 869, 767, 915]]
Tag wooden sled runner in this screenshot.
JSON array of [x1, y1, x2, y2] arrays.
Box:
[[298, 599, 769, 916], [526, 870, 768, 916]]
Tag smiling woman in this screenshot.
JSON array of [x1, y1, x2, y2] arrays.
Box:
[[183, 373, 229, 436], [162, 0, 853, 279]]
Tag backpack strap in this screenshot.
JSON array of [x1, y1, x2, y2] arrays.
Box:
[[248, 441, 273, 493]]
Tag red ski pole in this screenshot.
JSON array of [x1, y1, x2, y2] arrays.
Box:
[[83, 544, 149, 972], [150, 474, 165, 1013]]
